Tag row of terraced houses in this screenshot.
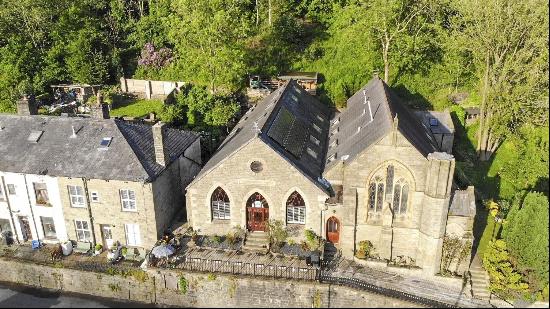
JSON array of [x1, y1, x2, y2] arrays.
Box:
[[0, 76, 475, 278]]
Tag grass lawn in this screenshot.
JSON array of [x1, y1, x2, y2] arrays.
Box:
[[110, 98, 165, 119]]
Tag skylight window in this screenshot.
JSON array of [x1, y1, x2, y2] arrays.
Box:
[[429, 118, 439, 126], [306, 147, 317, 159], [330, 139, 338, 149], [27, 130, 44, 143], [309, 135, 320, 146], [327, 153, 337, 163], [331, 117, 340, 125], [330, 127, 339, 137], [312, 123, 322, 133], [98, 137, 112, 150], [316, 115, 325, 123]]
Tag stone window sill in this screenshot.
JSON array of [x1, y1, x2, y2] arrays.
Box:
[[212, 219, 230, 224]]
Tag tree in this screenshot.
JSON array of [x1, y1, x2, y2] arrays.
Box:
[[483, 239, 530, 299], [168, 0, 253, 93], [454, 0, 549, 161], [360, 0, 435, 83], [502, 192, 549, 292]]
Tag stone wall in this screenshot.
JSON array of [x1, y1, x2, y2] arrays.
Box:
[[120, 77, 185, 99], [186, 138, 329, 238], [0, 258, 423, 308]]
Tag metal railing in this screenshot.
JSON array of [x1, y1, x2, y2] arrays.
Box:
[[170, 255, 319, 281], [318, 272, 458, 308]]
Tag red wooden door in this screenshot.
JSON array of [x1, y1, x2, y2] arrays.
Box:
[[326, 217, 340, 243], [247, 207, 269, 231]]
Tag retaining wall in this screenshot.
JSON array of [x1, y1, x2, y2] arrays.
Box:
[[0, 258, 422, 308]]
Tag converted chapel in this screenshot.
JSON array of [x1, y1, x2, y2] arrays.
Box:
[[186, 76, 473, 276]]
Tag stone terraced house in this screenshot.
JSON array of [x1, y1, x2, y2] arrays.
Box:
[[186, 76, 474, 276], [0, 97, 201, 249]]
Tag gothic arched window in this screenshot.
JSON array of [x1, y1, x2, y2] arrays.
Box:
[[393, 179, 409, 215], [246, 192, 269, 208], [286, 191, 306, 224], [368, 176, 385, 212], [211, 187, 230, 220]]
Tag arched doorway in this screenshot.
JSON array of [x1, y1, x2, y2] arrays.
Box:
[[246, 192, 269, 231], [326, 217, 340, 243]]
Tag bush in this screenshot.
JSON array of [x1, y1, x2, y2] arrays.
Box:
[[94, 244, 103, 251], [356, 240, 373, 260], [209, 235, 221, 245], [483, 240, 529, 300], [304, 229, 322, 251], [178, 276, 188, 294], [121, 247, 128, 256], [267, 220, 288, 248]]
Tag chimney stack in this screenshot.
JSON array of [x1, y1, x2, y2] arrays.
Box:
[[152, 122, 170, 166], [90, 90, 110, 119], [17, 95, 38, 116]]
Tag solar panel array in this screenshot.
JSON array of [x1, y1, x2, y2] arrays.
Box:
[[267, 106, 310, 159]]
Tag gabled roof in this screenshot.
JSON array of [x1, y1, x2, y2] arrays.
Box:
[[325, 77, 439, 169], [0, 115, 199, 182], [191, 80, 331, 190]]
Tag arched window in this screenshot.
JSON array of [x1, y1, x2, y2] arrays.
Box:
[[246, 192, 268, 208], [368, 176, 385, 212], [211, 187, 230, 220], [286, 191, 306, 224], [392, 179, 409, 215]]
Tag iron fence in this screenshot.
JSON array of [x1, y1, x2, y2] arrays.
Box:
[[174, 255, 319, 281], [318, 272, 458, 308]]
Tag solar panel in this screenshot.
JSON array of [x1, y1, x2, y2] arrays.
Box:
[[267, 107, 295, 147], [27, 130, 44, 143], [284, 120, 309, 158]]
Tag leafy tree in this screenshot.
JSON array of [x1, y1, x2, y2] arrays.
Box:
[[453, 0, 549, 160], [168, 0, 253, 93], [502, 192, 549, 292], [483, 239, 529, 299]]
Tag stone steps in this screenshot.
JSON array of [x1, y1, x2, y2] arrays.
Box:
[[469, 254, 491, 300], [243, 232, 269, 253]]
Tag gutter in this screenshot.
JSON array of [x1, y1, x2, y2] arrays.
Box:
[[82, 178, 97, 246]]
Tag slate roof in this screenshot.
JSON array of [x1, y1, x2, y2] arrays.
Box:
[[191, 80, 331, 190], [0, 115, 199, 182], [325, 77, 439, 170], [449, 187, 476, 217], [414, 111, 455, 135], [192, 77, 440, 192]]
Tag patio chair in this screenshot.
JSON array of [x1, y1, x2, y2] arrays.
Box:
[[73, 241, 91, 254]]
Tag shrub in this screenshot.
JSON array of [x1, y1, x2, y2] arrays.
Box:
[[356, 240, 373, 259], [178, 276, 188, 294], [267, 220, 288, 248], [95, 244, 103, 251], [304, 229, 321, 251], [483, 240, 529, 299], [121, 247, 128, 256], [210, 235, 221, 245], [207, 273, 217, 281]]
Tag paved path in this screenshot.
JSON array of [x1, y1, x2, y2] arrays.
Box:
[[0, 282, 152, 308], [329, 259, 492, 308]]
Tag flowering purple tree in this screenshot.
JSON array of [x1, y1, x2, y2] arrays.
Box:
[[138, 42, 174, 69]]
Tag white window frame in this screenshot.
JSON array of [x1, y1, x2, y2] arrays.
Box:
[[125, 224, 141, 246], [68, 185, 85, 207], [120, 189, 137, 211], [286, 206, 306, 224], [6, 184, 16, 195], [90, 191, 100, 203], [212, 200, 231, 220], [74, 220, 92, 242]]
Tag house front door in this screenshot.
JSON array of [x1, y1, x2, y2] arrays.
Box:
[[18, 216, 32, 242], [247, 207, 268, 231], [326, 217, 340, 244], [101, 225, 114, 249]]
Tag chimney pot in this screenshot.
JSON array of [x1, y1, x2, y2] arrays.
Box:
[[153, 122, 170, 166], [90, 90, 110, 119]]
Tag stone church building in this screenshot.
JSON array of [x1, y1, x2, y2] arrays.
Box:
[[186, 76, 470, 276]]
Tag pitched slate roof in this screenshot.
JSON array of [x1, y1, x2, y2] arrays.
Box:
[[191, 80, 331, 190], [325, 77, 439, 169], [0, 115, 199, 182]]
